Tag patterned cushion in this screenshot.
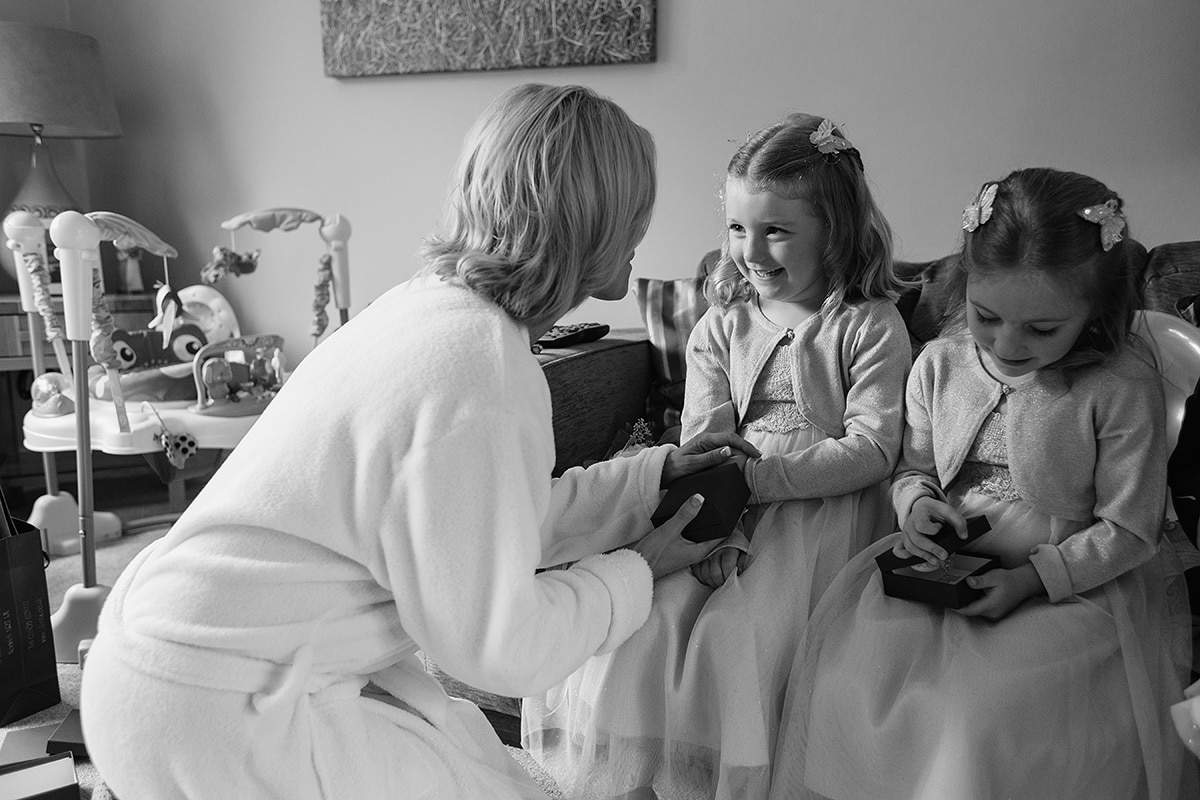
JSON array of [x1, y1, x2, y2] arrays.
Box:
[[634, 276, 709, 435], [1143, 241, 1200, 323], [894, 255, 959, 346]]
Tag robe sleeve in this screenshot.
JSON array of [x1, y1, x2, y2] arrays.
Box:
[[539, 444, 673, 568], [376, 406, 653, 698]]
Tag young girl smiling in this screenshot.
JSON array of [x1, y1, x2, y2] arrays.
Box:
[[526, 113, 910, 800]]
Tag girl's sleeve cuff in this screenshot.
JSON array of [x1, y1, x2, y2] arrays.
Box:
[[743, 457, 760, 504], [1028, 544, 1074, 603], [893, 478, 945, 529], [708, 527, 751, 556]]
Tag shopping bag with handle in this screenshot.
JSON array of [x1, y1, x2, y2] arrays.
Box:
[[0, 485, 60, 726]]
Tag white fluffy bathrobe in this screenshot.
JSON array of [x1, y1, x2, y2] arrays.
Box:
[[80, 277, 667, 800]]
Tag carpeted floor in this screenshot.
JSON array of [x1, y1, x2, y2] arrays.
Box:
[[44, 526, 172, 611], [1, 664, 113, 799], [16, 468, 197, 610]]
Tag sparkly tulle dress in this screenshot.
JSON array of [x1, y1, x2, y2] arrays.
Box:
[[769, 343, 1200, 800], [523, 302, 910, 800]]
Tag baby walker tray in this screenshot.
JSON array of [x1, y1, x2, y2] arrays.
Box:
[[875, 515, 998, 609], [22, 399, 260, 456]]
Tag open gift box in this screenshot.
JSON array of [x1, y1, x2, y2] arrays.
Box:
[[875, 515, 999, 609]]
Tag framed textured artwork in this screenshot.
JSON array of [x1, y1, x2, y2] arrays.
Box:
[[320, 0, 657, 78]]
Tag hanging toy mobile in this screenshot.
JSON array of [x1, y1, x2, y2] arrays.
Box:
[[84, 211, 183, 434], [202, 244, 258, 284], [192, 207, 351, 416], [205, 206, 352, 347]]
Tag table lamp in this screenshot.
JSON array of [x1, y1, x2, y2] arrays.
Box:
[[0, 21, 122, 287]]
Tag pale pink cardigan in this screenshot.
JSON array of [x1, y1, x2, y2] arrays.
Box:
[[682, 298, 912, 503], [892, 332, 1167, 602]]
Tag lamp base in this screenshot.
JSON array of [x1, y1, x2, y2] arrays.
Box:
[[0, 135, 77, 286]]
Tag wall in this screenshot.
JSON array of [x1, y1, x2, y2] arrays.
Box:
[[3, 0, 1198, 363]]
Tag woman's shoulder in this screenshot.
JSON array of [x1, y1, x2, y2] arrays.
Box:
[[378, 273, 485, 317], [377, 277, 529, 372]]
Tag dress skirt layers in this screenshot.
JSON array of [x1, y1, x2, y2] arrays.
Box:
[[524, 424, 893, 799]]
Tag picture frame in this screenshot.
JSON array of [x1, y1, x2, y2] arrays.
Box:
[[320, 0, 657, 78]]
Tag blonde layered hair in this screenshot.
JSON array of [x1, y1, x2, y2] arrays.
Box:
[[422, 83, 657, 326], [706, 113, 900, 312]]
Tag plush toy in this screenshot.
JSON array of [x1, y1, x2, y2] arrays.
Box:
[[202, 246, 259, 284], [209, 207, 352, 349], [110, 323, 208, 372], [192, 335, 285, 417]]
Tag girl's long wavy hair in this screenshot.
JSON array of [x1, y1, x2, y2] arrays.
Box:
[[421, 83, 656, 326], [942, 167, 1142, 373], [705, 113, 901, 311]]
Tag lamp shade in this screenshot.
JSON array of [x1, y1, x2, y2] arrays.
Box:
[[0, 22, 121, 139]]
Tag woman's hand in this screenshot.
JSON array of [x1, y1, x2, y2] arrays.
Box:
[[896, 496, 967, 569], [661, 432, 761, 488], [629, 494, 718, 581], [690, 545, 750, 588], [957, 563, 1046, 621]]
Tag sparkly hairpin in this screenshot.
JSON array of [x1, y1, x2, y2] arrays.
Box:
[[962, 183, 998, 232], [809, 118, 856, 163], [1077, 199, 1125, 252]]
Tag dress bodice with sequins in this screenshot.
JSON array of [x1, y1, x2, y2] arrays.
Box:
[[742, 340, 811, 433], [953, 405, 1022, 501]]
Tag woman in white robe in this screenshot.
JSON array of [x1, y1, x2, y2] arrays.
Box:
[[79, 83, 755, 800]]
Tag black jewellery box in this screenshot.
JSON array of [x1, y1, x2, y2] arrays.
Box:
[[651, 461, 751, 543], [875, 515, 1000, 609]]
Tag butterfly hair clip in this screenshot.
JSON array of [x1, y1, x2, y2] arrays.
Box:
[[1077, 199, 1125, 252], [809, 119, 855, 161], [962, 183, 998, 232]]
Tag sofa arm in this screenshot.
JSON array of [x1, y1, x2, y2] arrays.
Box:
[[1143, 242, 1200, 322], [420, 330, 653, 741], [536, 330, 653, 475]]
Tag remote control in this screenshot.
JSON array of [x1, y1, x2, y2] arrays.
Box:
[[536, 322, 610, 348]]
